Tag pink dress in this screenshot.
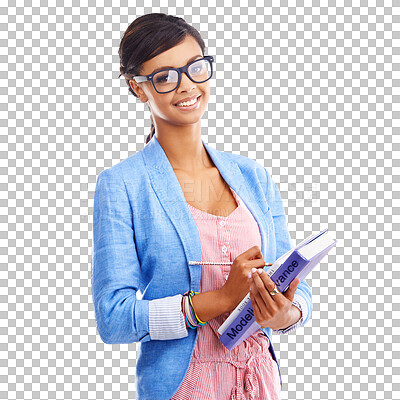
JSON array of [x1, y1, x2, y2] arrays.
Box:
[[171, 187, 281, 400]]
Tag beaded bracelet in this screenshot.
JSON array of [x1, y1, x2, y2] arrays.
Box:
[[182, 290, 208, 328]]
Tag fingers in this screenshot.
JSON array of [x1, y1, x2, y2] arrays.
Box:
[[285, 278, 300, 301], [249, 286, 266, 325], [249, 270, 301, 329], [251, 268, 278, 293], [249, 268, 284, 306], [250, 281, 270, 317], [243, 245, 263, 260], [249, 287, 262, 316], [247, 259, 267, 270]]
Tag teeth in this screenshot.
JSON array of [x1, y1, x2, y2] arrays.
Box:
[[176, 96, 199, 107]]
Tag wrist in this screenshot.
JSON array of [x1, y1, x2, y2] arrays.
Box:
[[217, 287, 234, 313], [189, 289, 232, 323], [273, 305, 302, 331], [281, 304, 302, 330], [291, 304, 302, 324]]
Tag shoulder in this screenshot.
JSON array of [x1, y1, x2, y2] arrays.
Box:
[[95, 149, 146, 184]]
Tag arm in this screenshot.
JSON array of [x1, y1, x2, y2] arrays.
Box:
[[189, 290, 232, 323], [262, 168, 313, 334], [91, 168, 187, 344]]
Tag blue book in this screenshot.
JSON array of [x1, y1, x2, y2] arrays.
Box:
[[218, 228, 337, 350]]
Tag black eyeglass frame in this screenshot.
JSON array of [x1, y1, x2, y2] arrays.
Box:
[[130, 55, 214, 94]]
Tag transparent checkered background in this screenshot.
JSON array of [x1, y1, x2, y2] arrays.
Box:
[[1, 1, 399, 399]]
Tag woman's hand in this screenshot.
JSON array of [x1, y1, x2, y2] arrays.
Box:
[[249, 268, 301, 330], [219, 246, 266, 311]]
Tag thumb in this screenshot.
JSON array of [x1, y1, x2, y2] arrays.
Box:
[[283, 278, 300, 301]]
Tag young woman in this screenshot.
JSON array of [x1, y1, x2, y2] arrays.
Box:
[[91, 13, 312, 400]]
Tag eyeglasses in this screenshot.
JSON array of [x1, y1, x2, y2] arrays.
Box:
[[130, 55, 214, 94]]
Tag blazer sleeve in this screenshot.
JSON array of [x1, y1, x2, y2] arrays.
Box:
[[262, 167, 313, 332], [91, 168, 187, 344]]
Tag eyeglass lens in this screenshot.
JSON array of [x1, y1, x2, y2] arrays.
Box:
[[153, 59, 212, 93]]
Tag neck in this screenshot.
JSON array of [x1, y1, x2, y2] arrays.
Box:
[[154, 122, 215, 174]]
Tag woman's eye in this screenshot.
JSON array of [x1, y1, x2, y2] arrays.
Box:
[[190, 62, 205, 74], [155, 74, 169, 83]]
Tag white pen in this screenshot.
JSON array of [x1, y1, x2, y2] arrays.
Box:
[[188, 261, 273, 266]]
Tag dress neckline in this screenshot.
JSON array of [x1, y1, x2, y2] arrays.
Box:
[[187, 187, 241, 219]]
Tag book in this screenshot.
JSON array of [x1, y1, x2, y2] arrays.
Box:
[[218, 228, 337, 350]]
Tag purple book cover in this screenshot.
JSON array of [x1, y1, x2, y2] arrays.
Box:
[[219, 302, 260, 350], [219, 230, 337, 350], [219, 251, 309, 350]]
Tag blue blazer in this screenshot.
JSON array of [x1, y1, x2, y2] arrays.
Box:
[[91, 135, 312, 400]]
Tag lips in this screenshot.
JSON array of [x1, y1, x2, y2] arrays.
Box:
[[174, 94, 201, 106]]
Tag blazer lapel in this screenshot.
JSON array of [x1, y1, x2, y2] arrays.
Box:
[[141, 135, 270, 291], [201, 140, 270, 259]]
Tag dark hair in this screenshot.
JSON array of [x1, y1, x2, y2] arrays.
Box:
[[119, 13, 206, 144]]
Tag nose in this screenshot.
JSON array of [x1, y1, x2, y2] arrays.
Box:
[[177, 71, 196, 92]]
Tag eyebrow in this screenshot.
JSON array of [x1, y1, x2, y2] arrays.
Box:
[[149, 55, 203, 75]]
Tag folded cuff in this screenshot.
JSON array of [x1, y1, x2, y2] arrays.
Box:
[[148, 294, 188, 341]]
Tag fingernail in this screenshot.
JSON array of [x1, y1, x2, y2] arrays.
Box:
[[248, 272, 252, 279], [251, 268, 257, 274], [257, 269, 263, 275]]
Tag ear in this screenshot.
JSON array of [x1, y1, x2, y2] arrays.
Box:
[[129, 80, 148, 103]]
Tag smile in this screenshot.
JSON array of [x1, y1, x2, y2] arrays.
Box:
[[174, 95, 201, 111]]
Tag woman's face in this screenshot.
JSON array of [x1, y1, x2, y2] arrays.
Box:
[[129, 35, 210, 129]]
